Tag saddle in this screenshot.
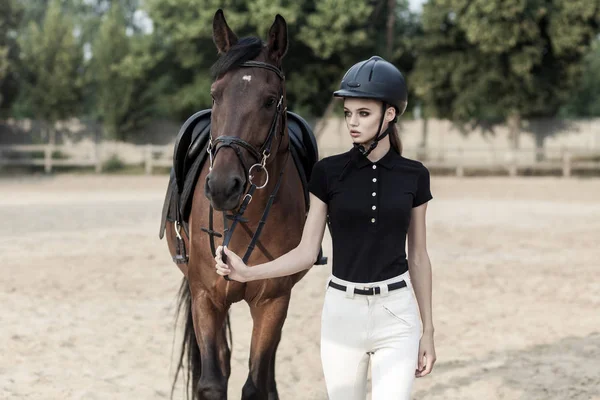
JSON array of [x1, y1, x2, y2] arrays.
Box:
[[159, 109, 327, 266]]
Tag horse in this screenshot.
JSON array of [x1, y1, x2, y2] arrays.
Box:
[[160, 9, 321, 400]]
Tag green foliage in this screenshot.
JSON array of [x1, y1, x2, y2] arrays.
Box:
[[560, 39, 600, 117], [102, 153, 125, 171], [16, 0, 83, 123], [0, 0, 24, 114], [88, 3, 165, 141], [411, 0, 600, 122], [298, 0, 372, 60], [144, 0, 420, 118], [4, 0, 599, 140]]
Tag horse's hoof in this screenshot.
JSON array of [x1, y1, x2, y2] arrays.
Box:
[[199, 384, 227, 400], [268, 392, 279, 400]]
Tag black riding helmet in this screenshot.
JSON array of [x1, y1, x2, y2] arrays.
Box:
[[334, 56, 408, 156]]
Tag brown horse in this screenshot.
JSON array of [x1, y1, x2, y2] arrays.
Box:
[[164, 10, 309, 400]]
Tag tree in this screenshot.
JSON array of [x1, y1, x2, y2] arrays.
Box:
[[144, 0, 421, 119], [17, 0, 83, 144], [0, 0, 24, 114], [144, 0, 303, 119], [88, 2, 164, 141], [412, 0, 600, 148], [293, 0, 421, 127], [560, 39, 600, 117]]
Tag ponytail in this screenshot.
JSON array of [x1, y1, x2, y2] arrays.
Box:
[[388, 123, 403, 155]]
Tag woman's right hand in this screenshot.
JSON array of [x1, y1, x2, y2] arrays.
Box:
[[215, 245, 252, 282]]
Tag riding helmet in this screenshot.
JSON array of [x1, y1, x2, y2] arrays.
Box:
[[333, 56, 408, 115]]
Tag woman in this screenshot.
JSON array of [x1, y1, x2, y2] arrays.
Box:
[[215, 56, 435, 399]]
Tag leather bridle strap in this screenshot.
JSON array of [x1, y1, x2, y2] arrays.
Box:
[[212, 136, 262, 162], [241, 149, 289, 262], [240, 61, 285, 81]]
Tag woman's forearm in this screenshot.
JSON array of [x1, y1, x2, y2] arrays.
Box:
[[247, 245, 316, 281], [409, 254, 434, 333]]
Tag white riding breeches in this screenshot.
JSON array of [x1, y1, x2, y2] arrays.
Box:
[[320, 271, 421, 400]]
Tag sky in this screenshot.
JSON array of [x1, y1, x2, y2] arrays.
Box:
[[409, 0, 426, 13]]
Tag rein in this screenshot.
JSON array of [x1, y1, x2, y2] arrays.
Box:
[[173, 61, 288, 281]]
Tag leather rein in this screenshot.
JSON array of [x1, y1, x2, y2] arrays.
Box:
[[173, 61, 289, 281]]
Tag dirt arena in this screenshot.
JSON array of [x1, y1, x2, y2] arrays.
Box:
[[1, 174, 599, 400]]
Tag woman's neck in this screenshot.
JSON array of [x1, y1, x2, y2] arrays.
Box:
[[365, 135, 391, 163]]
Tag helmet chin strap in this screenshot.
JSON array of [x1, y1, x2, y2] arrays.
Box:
[[354, 103, 390, 157]]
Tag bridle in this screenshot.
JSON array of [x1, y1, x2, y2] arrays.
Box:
[[173, 60, 289, 278], [206, 61, 287, 187]]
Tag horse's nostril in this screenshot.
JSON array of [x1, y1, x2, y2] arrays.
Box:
[[230, 177, 243, 195]]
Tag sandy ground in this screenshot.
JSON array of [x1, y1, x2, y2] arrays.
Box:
[[1, 174, 599, 400]]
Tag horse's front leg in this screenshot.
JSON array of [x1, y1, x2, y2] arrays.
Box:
[[241, 294, 291, 400], [190, 286, 231, 400]]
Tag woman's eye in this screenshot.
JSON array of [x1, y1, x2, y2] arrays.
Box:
[[344, 111, 351, 118], [359, 111, 370, 117]]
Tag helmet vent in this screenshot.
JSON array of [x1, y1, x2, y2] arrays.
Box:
[[368, 62, 376, 81], [347, 81, 361, 88]]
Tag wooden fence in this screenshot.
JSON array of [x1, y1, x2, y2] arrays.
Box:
[[403, 147, 600, 177], [1, 144, 599, 177], [0, 144, 172, 174]]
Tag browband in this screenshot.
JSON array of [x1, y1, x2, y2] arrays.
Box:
[[240, 61, 285, 81]]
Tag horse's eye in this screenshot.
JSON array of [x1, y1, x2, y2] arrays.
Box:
[[211, 93, 217, 105], [265, 97, 276, 108]]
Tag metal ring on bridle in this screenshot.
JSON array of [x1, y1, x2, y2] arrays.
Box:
[[207, 140, 214, 170], [174, 221, 183, 240], [249, 163, 269, 189]]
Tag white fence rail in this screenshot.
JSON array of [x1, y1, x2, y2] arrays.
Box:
[[1, 144, 600, 177], [404, 147, 600, 177], [0, 144, 172, 174]]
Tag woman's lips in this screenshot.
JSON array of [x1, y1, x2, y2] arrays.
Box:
[[350, 130, 360, 137]]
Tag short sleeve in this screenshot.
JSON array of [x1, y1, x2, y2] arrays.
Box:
[[308, 159, 329, 204], [413, 165, 433, 207]]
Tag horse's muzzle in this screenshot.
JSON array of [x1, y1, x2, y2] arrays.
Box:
[[204, 173, 245, 211]]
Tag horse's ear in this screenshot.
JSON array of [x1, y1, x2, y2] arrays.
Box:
[[267, 14, 288, 64], [213, 9, 238, 54]]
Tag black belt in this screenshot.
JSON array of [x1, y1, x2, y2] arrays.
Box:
[[328, 280, 407, 296]]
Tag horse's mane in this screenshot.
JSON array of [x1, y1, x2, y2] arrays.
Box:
[[210, 37, 264, 79]]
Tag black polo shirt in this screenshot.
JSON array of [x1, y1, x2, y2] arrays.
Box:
[[309, 146, 432, 283]]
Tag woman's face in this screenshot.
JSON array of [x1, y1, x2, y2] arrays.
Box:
[[343, 98, 395, 145]]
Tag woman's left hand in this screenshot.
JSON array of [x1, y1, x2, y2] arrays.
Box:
[[415, 331, 436, 377]]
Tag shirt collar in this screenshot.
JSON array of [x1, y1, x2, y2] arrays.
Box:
[[350, 146, 397, 170]]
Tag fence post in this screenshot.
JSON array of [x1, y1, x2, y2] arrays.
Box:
[[145, 144, 153, 175], [508, 150, 517, 177], [95, 142, 102, 173], [562, 151, 572, 177], [456, 148, 464, 177], [44, 144, 52, 173]]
